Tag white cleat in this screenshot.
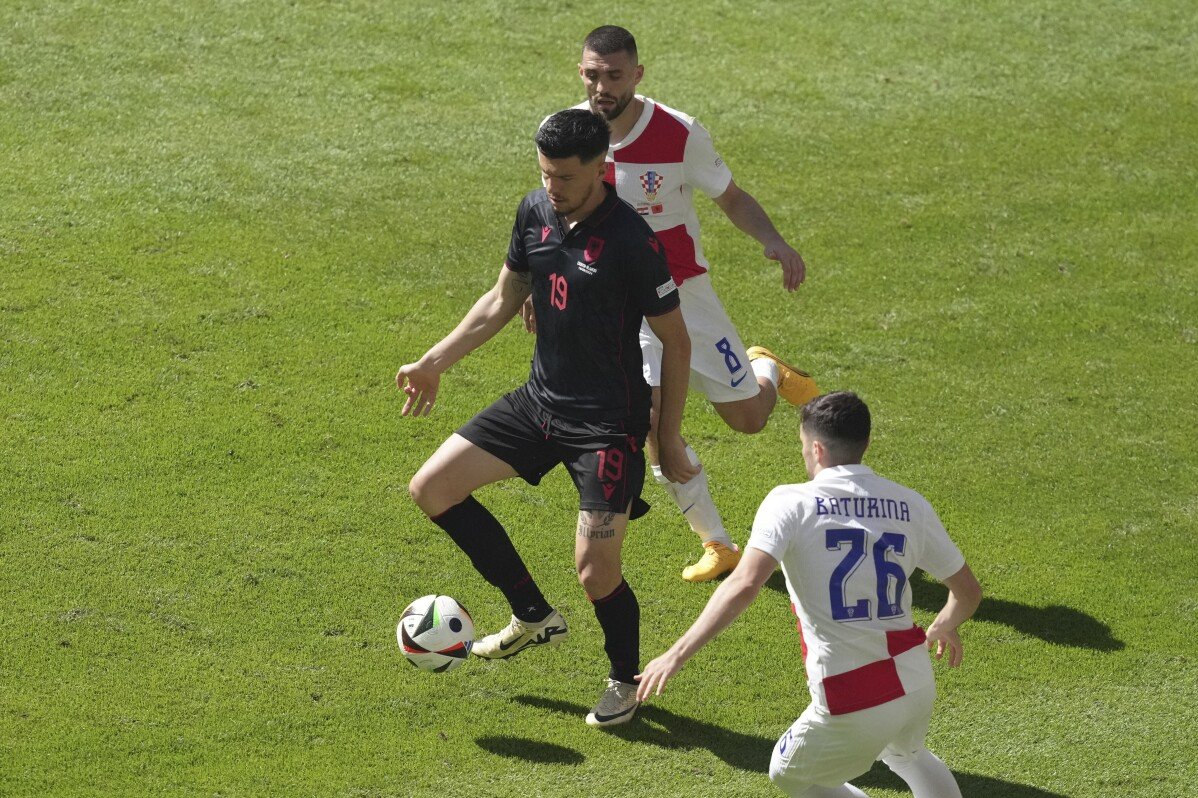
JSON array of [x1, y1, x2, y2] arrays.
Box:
[[585, 678, 640, 727], [471, 609, 569, 660]]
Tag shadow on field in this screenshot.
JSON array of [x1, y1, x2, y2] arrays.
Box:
[[764, 571, 1123, 652], [512, 694, 772, 772], [857, 761, 1071, 797], [475, 735, 585, 765], [910, 573, 1125, 652]]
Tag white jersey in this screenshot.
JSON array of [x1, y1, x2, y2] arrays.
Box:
[[748, 465, 965, 716], [573, 96, 733, 286]]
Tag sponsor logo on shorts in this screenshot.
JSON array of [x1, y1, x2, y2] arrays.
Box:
[[730, 373, 748, 388]]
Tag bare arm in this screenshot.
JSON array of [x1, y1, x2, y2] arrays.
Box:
[[396, 266, 532, 416], [712, 180, 806, 292], [925, 563, 982, 668], [644, 306, 698, 484], [636, 547, 778, 700]]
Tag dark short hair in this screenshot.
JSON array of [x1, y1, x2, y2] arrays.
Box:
[[800, 392, 871, 462], [583, 25, 638, 61], [535, 109, 610, 163]]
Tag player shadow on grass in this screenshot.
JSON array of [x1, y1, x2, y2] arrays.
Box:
[[762, 570, 1124, 652], [475, 735, 585, 765], [510, 694, 772, 772], [504, 695, 1071, 797], [856, 761, 1070, 797], [908, 572, 1125, 652]]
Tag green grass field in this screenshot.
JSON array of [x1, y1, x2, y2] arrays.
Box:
[[3, 1, 1196, 796]]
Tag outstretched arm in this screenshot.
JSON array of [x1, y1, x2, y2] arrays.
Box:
[[925, 563, 982, 667], [396, 266, 532, 416], [712, 180, 806, 292], [636, 547, 778, 700]]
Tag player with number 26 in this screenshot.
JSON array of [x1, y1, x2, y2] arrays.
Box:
[[636, 392, 982, 798]]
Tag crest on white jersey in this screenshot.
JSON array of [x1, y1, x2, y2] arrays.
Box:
[[640, 170, 664, 202]]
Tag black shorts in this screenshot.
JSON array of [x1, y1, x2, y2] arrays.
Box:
[[457, 385, 649, 517]]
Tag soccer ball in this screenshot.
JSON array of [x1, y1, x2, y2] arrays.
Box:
[[397, 594, 475, 672]]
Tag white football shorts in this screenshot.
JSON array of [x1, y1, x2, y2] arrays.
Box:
[[639, 273, 760, 404], [767, 684, 936, 795]]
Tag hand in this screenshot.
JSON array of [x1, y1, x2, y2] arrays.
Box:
[[396, 361, 441, 417], [657, 435, 700, 484], [634, 649, 686, 701], [764, 239, 806, 292], [925, 622, 964, 667], [519, 296, 537, 333]]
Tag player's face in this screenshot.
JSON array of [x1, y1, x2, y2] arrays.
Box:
[[579, 48, 643, 121], [538, 151, 605, 217]]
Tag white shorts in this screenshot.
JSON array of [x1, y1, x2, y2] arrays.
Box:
[[768, 685, 936, 795], [639, 273, 760, 404]]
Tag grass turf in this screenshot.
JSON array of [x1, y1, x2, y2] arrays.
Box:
[[2, 1, 1196, 796]]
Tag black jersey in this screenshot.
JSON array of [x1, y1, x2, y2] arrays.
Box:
[[505, 184, 679, 423]]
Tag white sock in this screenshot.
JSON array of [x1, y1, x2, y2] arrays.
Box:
[[652, 447, 732, 548], [752, 356, 780, 388], [883, 750, 962, 798]]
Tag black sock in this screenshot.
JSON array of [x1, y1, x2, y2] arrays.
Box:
[[590, 579, 639, 683], [430, 496, 551, 622]]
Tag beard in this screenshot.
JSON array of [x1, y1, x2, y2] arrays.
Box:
[[590, 90, 634, 121], [548, 180, 600, 218]]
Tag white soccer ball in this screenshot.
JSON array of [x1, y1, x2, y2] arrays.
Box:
[[397, 594, 475, 672]]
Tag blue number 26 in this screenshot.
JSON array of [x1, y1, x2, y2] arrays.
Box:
[[826, 528, 908, 622]]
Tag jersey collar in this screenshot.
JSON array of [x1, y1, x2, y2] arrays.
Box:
[[812, 464, 875, 483], [610, 95, 655, 151]]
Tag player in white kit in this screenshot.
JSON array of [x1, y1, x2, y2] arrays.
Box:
[[636, 392, 982, 798], [569, 25, 821, 583]]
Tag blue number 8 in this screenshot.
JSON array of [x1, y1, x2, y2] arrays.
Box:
[[826, 528, 908, 622], [714, 337, 743, 375]]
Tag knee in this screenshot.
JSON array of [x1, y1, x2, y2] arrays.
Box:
[[883, 746, 928, 773], [577, 561, 621, 597], [409, 466, 452, 517], [726, 413, 767, 434], [767, 765, 812, 798], [576, 552, 621, 598]]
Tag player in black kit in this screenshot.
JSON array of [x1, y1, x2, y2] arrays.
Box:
[[399, 109, 695, 727]]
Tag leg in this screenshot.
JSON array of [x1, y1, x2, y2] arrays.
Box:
[[880, 686, 961, 798], [576, 508, 642, 727], [641, 371, 738, 579], [411, 434, 554, 626], [768, 703, 892, 798], [409, 433, 517, 517], [882, 750, 962, 798], [711, 379, 778, 434]]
